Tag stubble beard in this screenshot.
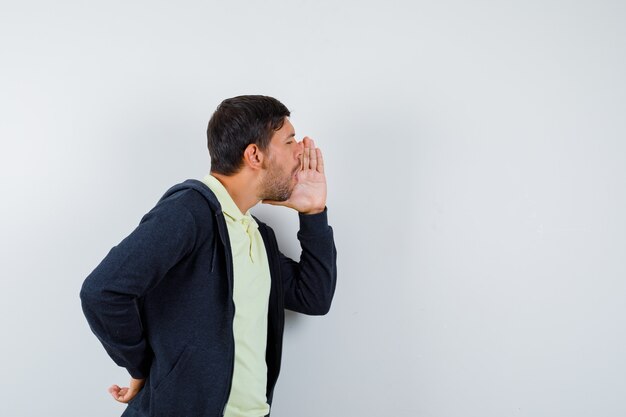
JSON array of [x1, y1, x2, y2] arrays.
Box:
[[260, 159, 297, 202]]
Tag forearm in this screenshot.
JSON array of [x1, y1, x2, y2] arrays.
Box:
[[80, 199, 197, 377], [282, 207, 337, 315], [80, 259, 153, 378]]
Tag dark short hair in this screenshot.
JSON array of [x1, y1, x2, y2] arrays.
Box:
[[207, 95, 291, 175]]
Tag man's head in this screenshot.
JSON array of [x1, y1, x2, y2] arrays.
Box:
[[207, 95, 303, 202], [207, 95, 291, 175]]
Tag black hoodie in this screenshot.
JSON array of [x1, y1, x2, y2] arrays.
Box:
[[80, 179, 337, 417]]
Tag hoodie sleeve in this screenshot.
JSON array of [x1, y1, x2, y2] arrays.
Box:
[[280, 207, 337, 315], [79, 199, 197, 378]]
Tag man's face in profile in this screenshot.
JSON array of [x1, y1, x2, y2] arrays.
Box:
[[259, 117, 303, 202]]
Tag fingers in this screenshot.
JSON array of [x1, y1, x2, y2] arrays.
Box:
[[109, 381, 143, 403], [109, 384, 127, 403], [301, 136, 322, 173], [108, 384, 120, 398], [114, 387, 133, 403], [316, 147, 324, 174], [118, 387, 130, 399], [309, 139, 318, 171], [302, 138, 310, 171]]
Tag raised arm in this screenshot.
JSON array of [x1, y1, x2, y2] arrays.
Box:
[[280, 209, 337, 315], [262, 136, 337, 314]]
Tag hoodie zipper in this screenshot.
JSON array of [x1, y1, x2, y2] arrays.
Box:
[[258, 222, 285, 412], [163, 181, 238, 416], [216, 211, 236, 417]]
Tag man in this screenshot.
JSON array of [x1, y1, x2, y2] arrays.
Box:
[[80, 95, 337, 417]]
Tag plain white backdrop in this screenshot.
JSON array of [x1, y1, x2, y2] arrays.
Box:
[[1, 1, 625, 416]]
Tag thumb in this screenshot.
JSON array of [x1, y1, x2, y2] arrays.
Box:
[[261, 199, 287, 206], [118, 386, 142, 403]]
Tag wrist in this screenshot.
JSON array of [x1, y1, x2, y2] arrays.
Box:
[[298, 207, 329, 235], [300, 207, 325, 215]]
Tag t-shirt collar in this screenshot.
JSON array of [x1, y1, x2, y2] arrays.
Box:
[[202, 173, 258, 228]]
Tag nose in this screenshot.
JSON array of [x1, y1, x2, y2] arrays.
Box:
[[295, 140, 304, 159]]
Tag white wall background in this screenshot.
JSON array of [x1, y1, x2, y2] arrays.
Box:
[[1, 1, 625, 416]]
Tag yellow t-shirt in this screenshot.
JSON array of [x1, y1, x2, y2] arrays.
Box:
[[202, 174, 271, 417]]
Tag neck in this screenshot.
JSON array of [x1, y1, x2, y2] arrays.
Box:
[[210, 170, 260, 214]]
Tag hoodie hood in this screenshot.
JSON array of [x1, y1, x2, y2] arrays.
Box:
[[160, 179, 223, 213]]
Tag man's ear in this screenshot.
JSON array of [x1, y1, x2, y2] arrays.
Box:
[[243, 143, 265, 170]]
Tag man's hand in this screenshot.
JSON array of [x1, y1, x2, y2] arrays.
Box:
[[108, 377, 145, 403], [263, 136, 327, 214]]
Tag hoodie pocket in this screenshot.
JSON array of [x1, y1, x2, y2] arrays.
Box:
[[150, 345, 222, 417], [152, 344, 196, 393]]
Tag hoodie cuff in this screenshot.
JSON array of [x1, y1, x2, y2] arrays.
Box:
[[127, 366, 149, 380], [126, 353, 152, 380], [298, 207, 329, 236]]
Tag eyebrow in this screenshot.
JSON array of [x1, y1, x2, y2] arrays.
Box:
[[284, 132, 296, 141]]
